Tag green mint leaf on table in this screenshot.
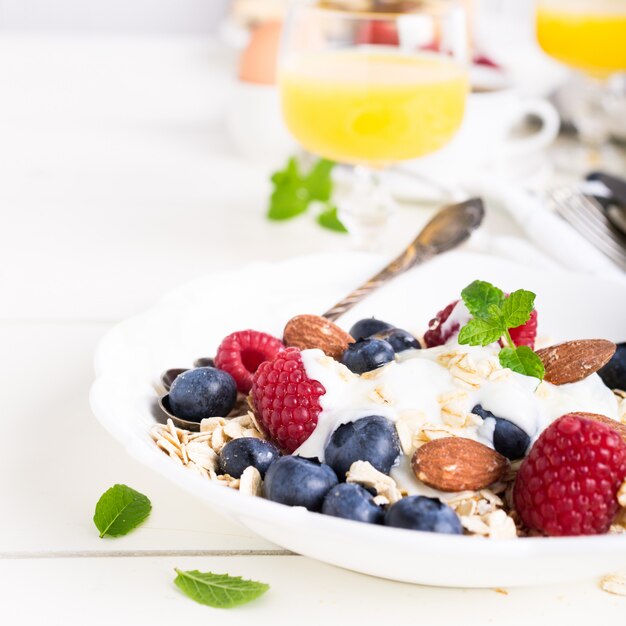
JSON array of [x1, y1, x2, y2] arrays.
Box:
[[317, 205, 348, 233], [268, 157, 335, 221], [501, 289, 535, 329], [305, 158, 334, 202], [458, 317, 505, 347], [499, 346, 546, 380], [268, 158, 310, 220], [174, 569, 269, 608], [93, 484, 151, 538], [461, 280, 505, 320]]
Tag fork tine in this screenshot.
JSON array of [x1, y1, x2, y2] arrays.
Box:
[[549, 188, 626, 271], [550, 187, 626, 251], [564, 200, 626, 260], [567, 193, 626, 249]]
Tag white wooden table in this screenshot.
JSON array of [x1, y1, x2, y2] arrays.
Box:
[[1, 36, 624, 624]]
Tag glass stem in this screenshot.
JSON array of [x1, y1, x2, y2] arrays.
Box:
[[335, 165, 396, 251]]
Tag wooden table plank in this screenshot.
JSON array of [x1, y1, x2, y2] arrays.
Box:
[[1, 555, 623, 625]]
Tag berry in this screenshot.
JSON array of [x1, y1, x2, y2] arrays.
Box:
[[324, 415, 401, 479], [473, 404, 530, 460], [598, 342, 626, 390], [374, 328, 420, 353], [349, 318, 394, 340], [264, 455, 338, 511], [322, 483, 384, 524], [218, 437, 281, 478], [384, 496, 462, 534], [168, 367, 237, 421], [340, 338, 395, 374], [215, 330, 283, 394], [514, 414, 626, 536], [423, 300, 461, 348], [508, 309, 538, 350], [251, 347, 325, 453]]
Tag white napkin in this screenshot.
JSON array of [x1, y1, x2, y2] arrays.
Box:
[[469, 180, 626, 282]]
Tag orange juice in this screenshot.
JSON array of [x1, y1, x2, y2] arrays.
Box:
[[279, 49, 468, 166], [537, 0, 626, 75]]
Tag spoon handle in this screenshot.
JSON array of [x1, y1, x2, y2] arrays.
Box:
[[322, 243, 433, 322], [322, 197, 484, 323]]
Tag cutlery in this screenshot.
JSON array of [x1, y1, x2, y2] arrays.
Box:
[[547, 186, 626, 272], [322, 197, 484, 321]]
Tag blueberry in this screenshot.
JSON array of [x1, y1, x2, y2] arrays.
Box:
[[168, 367, 237, 421], [324, 415, 401, 479], [598, 342, 626, 391], [384, 496, 462, 534], [349, 318, 395, 340], [219, 437, 280, 478], [374, 328, 420, 353], [472, 404, 530, 460], [322, 483, 384, 524], [264, 456, 338, 512], [341, 338, 395, 374]]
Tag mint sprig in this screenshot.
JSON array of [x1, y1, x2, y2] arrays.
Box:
[[268, 157, 347, 233], [499, 346, 546, 379], [174, 569, 269, 608], [458, 280, 545, 380], [93, 484, 151, 538]]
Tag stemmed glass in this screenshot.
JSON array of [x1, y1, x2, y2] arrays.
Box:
[[536, 0, 626, 168], [278, 0, 469, 248]]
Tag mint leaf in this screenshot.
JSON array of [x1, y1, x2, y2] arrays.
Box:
[[501, 289, 535, 328], [174, 569, 269, 608], [93, 484, 151, 538], [461, 280, 505, 320], [268, 158, 310, 220], [305, 158, 334, 202], [458, 317, 504, 346], [267, 157, 335, 221], [499, 346, 545, 380], [317, 205, 348, 233]]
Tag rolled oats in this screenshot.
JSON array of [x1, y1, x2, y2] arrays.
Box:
[[600, 574, 626, 596], [239, 466, 263, 496], [186, 440, 218, 472], [346, 461, 403, 504]]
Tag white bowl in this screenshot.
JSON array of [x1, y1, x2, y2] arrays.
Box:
[[90, 251, 626, 587]]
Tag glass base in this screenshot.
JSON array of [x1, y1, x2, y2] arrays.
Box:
[[335, 166, 396, 251]]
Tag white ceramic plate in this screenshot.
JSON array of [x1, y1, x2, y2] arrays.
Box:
[[90, 251, 626, 587]]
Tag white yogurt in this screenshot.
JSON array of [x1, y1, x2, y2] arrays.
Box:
[[294, 345, 619, 468]]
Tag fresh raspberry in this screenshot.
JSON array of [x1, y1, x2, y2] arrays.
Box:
[[508, 309, 538, 349], [514, 414, 626, 536], [251, 347, 325, 453], [423, 300, 460, 348], [215, 330, 284, 394]]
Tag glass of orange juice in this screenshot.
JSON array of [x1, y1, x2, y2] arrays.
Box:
[[278, 0, 469, 247], [536, 0, 626, 165]]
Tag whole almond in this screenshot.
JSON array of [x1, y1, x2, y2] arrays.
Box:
[[412, 437, 509, 492], [574, 412, 626, 445], [536, 339, 616, 385], [283, 314, 354, 360]]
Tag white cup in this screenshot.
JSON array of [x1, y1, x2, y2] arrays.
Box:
[[407, 87, 560, 182]]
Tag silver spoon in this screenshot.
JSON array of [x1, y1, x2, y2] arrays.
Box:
[[322, 197, 484, 321]]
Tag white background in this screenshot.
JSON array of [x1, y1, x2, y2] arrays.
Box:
[[0, 0, 231, 33]]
